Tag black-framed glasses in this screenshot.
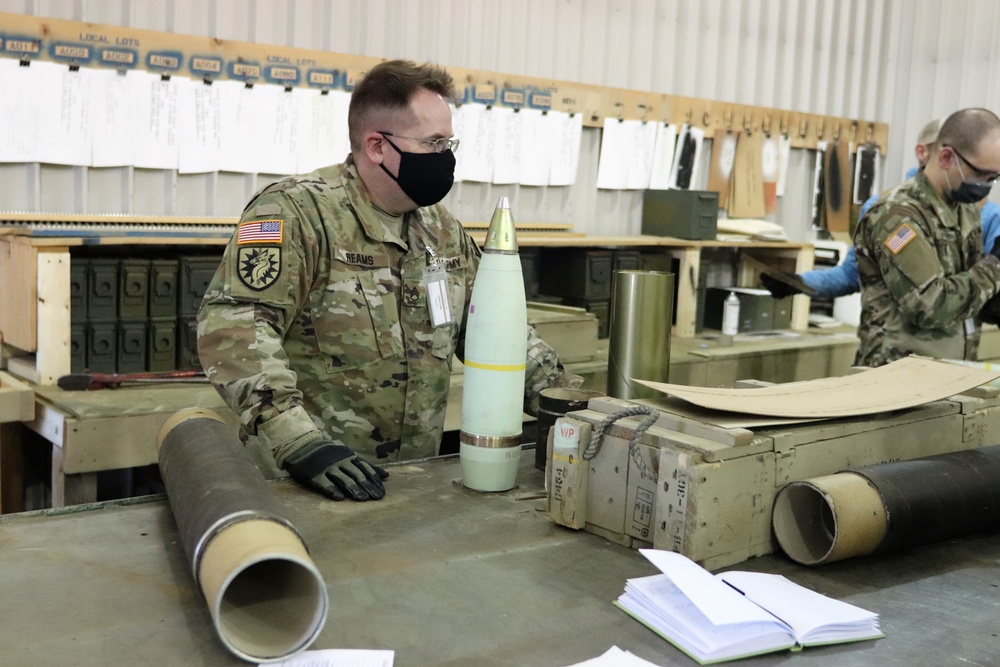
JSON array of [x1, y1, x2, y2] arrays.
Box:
[[947, 144, 1000, 184], [379, 131, 460, 154]]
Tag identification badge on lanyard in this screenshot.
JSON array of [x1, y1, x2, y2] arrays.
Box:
[[424, 250, 452, 327]]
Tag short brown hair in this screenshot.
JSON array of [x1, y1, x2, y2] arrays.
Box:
[[936, 108, 1000, 157], [916, 118, 942, 146], [347, 60, 456, 152]]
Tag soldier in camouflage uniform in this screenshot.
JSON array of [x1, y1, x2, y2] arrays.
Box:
[[854, 108, 1000, 367], [198, 60, 582, 502]]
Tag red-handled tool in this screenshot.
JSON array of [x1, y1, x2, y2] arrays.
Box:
[[57, 370, 208, 391]]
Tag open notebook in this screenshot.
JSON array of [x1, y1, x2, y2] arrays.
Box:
[[615, 550, 884, 665]]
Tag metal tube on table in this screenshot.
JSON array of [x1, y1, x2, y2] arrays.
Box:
[[772, 444, 1000, 566], [606, 270, 673, 400], [157, 408, 328, 663], [460, 196, 528, 492]]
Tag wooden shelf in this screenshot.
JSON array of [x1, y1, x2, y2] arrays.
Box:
[[0, 232, 813, 384]]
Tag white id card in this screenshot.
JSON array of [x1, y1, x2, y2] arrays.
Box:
[[424, 264, 452, 327]]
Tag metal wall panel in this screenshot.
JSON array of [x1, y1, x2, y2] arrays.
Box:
[[5, 0, 1000, 242]]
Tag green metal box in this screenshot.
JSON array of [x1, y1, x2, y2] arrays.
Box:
[[119, 260, 151, 320], [641, 190, 719, 240], [704, 287, 774, 333], [118, 319, 148, 373], [86, 320, 117, 373], [147, 317, 177, 372], [538, 249, 614, 300], [70, 258, 88, 324], [149, 260, 179, 319], [178, 256, 222, 317], [87, 260, 118, 321], [70, 322, 86, 372]]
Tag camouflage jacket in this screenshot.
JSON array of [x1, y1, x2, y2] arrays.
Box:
[[198, 162, 579, 466], [854, 172, 1000, 366]]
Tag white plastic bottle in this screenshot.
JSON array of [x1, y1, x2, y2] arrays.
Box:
[[722, 291, 740, 336]]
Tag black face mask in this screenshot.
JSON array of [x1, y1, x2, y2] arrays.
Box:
[[948, 160, 994, 204], [378, 134, 456, 207]]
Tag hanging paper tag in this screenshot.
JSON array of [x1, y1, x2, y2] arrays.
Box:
[[424, 263, 452, 327]]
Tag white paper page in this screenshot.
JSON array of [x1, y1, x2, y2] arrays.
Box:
[[35, 65, 93, 166], [811, 141, 828, 228], [518, 108, 551, 186], [626, 120, 658, 189], [596, 118, 629, 189], [298, 89, 350, 173], [177, 80, 222, 174], [273, 87, 303, 175], [251, 84, 300, 175], [90, 69, 139, 167], [775, 134, 792, 197], [639, 550, 779, 627], [454, 104, 495, 183], [761, 136, 778, 183], [492, 106, 521, 184], [561, 646, 662, 666], [133, 72, 182, 170], [0, 58, 41, 162], [218, 79, 259, 173], [244, 84, 283, 174], [718, 571, 880, 644], [549, 110, 583, 186], [276, 648, 394, 667], [648, 123, 677, 190]]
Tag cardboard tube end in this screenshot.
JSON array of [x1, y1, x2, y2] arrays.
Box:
[[773, 473, 887, 566], [158, 408, 226, 450], [198, 519, 328, 662]]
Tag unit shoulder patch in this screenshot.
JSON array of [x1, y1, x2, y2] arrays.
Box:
[[238, 246, 282, 291]]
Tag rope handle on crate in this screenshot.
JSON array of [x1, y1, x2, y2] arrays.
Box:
[[583, 405, 661, 481]]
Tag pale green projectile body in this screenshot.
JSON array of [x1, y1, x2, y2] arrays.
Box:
[[459, 196, 527, 491]]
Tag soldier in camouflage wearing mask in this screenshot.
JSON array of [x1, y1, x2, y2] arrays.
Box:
[[854, 108, 1000, 367], [198, 60, 583, 502]]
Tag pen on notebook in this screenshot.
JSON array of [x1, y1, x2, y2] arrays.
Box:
[[723, 580, 746, 596]]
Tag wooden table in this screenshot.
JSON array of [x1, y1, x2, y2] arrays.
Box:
[[23, 383, 237, 508]]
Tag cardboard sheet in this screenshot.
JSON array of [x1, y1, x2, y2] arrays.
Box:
[[634, 356, 1000, 418], [637, 395, 826, 429], [727, 130, 766, 219]]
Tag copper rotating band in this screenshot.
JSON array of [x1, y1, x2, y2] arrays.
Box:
[[459, 431, 522, 448]]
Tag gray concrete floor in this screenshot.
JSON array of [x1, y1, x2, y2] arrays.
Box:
[[1, 451, 998, 666]]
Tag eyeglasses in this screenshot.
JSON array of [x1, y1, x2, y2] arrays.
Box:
[[947, 145, 1000, 184], [379, 131, 460, 154]]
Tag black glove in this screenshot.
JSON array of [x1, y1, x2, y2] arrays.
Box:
[[759, 271, 804, 299], [284, 438, 389, 501]]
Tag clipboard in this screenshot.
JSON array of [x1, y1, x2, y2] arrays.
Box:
[[744, 254, 817, 297]]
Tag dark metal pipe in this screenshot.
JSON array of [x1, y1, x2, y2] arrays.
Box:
[[158, 408, 328, 663], [860, 446, 1000, 553], [773, 444, 1000, 566]]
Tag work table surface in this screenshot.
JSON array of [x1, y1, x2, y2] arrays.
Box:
[[1, 451, 998, 666]]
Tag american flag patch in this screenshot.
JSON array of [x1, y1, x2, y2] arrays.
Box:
[[237, 219, 283, 245], [885, 224, 917, 254]]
